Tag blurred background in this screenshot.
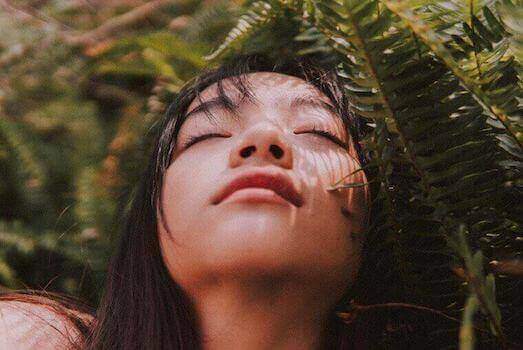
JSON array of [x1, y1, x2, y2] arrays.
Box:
[[2, 1, 521, 347], [0, 0, 241, 306]]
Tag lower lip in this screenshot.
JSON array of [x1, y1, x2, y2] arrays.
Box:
[[220, 188, 292, 206]]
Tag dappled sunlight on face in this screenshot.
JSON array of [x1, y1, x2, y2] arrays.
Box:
[[158, 71, 370, 299]]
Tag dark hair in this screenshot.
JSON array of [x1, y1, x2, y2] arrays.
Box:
[[2, 54, 374, 349], [89, 54, 373, 349]]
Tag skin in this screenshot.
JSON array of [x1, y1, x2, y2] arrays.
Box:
[[158, 72, 370, 349], [0, 299, 92, 349]]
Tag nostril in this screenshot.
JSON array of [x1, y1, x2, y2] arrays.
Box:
[[270, 144, 283, 159], [240, 145, 256, 158]]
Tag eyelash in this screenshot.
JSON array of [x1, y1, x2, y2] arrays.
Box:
[[308, 125, 348, 148], [182, 133, 225, 149], [183, 128, 347, 149]]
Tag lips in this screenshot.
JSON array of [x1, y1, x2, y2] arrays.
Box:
[[212, 168, 304, 207]]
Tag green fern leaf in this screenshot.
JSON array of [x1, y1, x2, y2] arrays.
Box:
[[205, 1, 285, 61]]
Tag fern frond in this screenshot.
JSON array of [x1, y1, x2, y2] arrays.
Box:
[[310, 5, 467, 328], [205, 1, 286, 61], [498, 0, 523, 69], [385, 0, 522, 151], [294, 24, 333, 56], [181, 0, 238, 46], [288, 1, 522, 347]]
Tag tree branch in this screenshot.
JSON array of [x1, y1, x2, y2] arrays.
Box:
[[65, 0, 174, 46]]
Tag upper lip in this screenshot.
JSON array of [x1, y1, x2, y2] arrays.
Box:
[[212, 168, 304, 207]]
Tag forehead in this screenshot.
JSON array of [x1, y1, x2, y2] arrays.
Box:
[[188, 72, 332, 110]]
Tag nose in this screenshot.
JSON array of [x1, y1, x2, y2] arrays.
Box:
[[229, 123, 294, 169]]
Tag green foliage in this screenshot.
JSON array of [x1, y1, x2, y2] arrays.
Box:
[[0, 0, 238, 304], [0, 0, 521, 348], [209, 0, 522, 347], [205, 1, 286, 60]]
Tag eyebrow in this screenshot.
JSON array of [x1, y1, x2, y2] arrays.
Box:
[[289, 96, 339, 117], [184, 95, 340, 122], [184, 97, 240, 121]]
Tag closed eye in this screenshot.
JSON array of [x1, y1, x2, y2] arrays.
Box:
[[182, 128, 348, 149], [295, 127, 348, 149], [182, 133, 228, 149]]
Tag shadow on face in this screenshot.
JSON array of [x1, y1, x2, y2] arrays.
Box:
[[157, 72, 370, 300]]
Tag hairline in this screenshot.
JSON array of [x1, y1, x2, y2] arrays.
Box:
[[183, 86, 343, 130], [185, 71, 338, 116]]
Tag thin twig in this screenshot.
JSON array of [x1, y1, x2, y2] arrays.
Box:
[[489, 259, 523, 277], [338, 302, 494, 335], [340, 302, 463, 324], [0, 0, 73, 31], [65, 0, 174, 46]]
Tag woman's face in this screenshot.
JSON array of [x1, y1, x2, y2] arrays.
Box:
[[159, 72, 369, 295]]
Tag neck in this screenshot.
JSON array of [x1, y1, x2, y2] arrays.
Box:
[[191, 273, 337, 350]]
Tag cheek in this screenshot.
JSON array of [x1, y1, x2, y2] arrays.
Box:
[[158, 165, 191, 236], [294, 145, 368, 255], [159, 149, 225, 236], [294, 146, 357, 190], [294, 146, 363, 260]]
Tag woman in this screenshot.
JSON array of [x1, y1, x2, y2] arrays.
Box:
[[0, 54, 373, 349]]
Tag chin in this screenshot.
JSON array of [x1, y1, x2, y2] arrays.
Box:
[[199, 223, 351, 279], [207, 214, 298, 249], [202, 217, 287, 257]]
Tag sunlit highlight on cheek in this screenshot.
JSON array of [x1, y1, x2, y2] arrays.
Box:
[[294, 145, 356, 189], [294, 147, 321, 185]]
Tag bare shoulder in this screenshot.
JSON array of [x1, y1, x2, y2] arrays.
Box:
[[0, 299, 93, 350]]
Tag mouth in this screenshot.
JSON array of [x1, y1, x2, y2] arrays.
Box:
[[212, 168, 304, 207]]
